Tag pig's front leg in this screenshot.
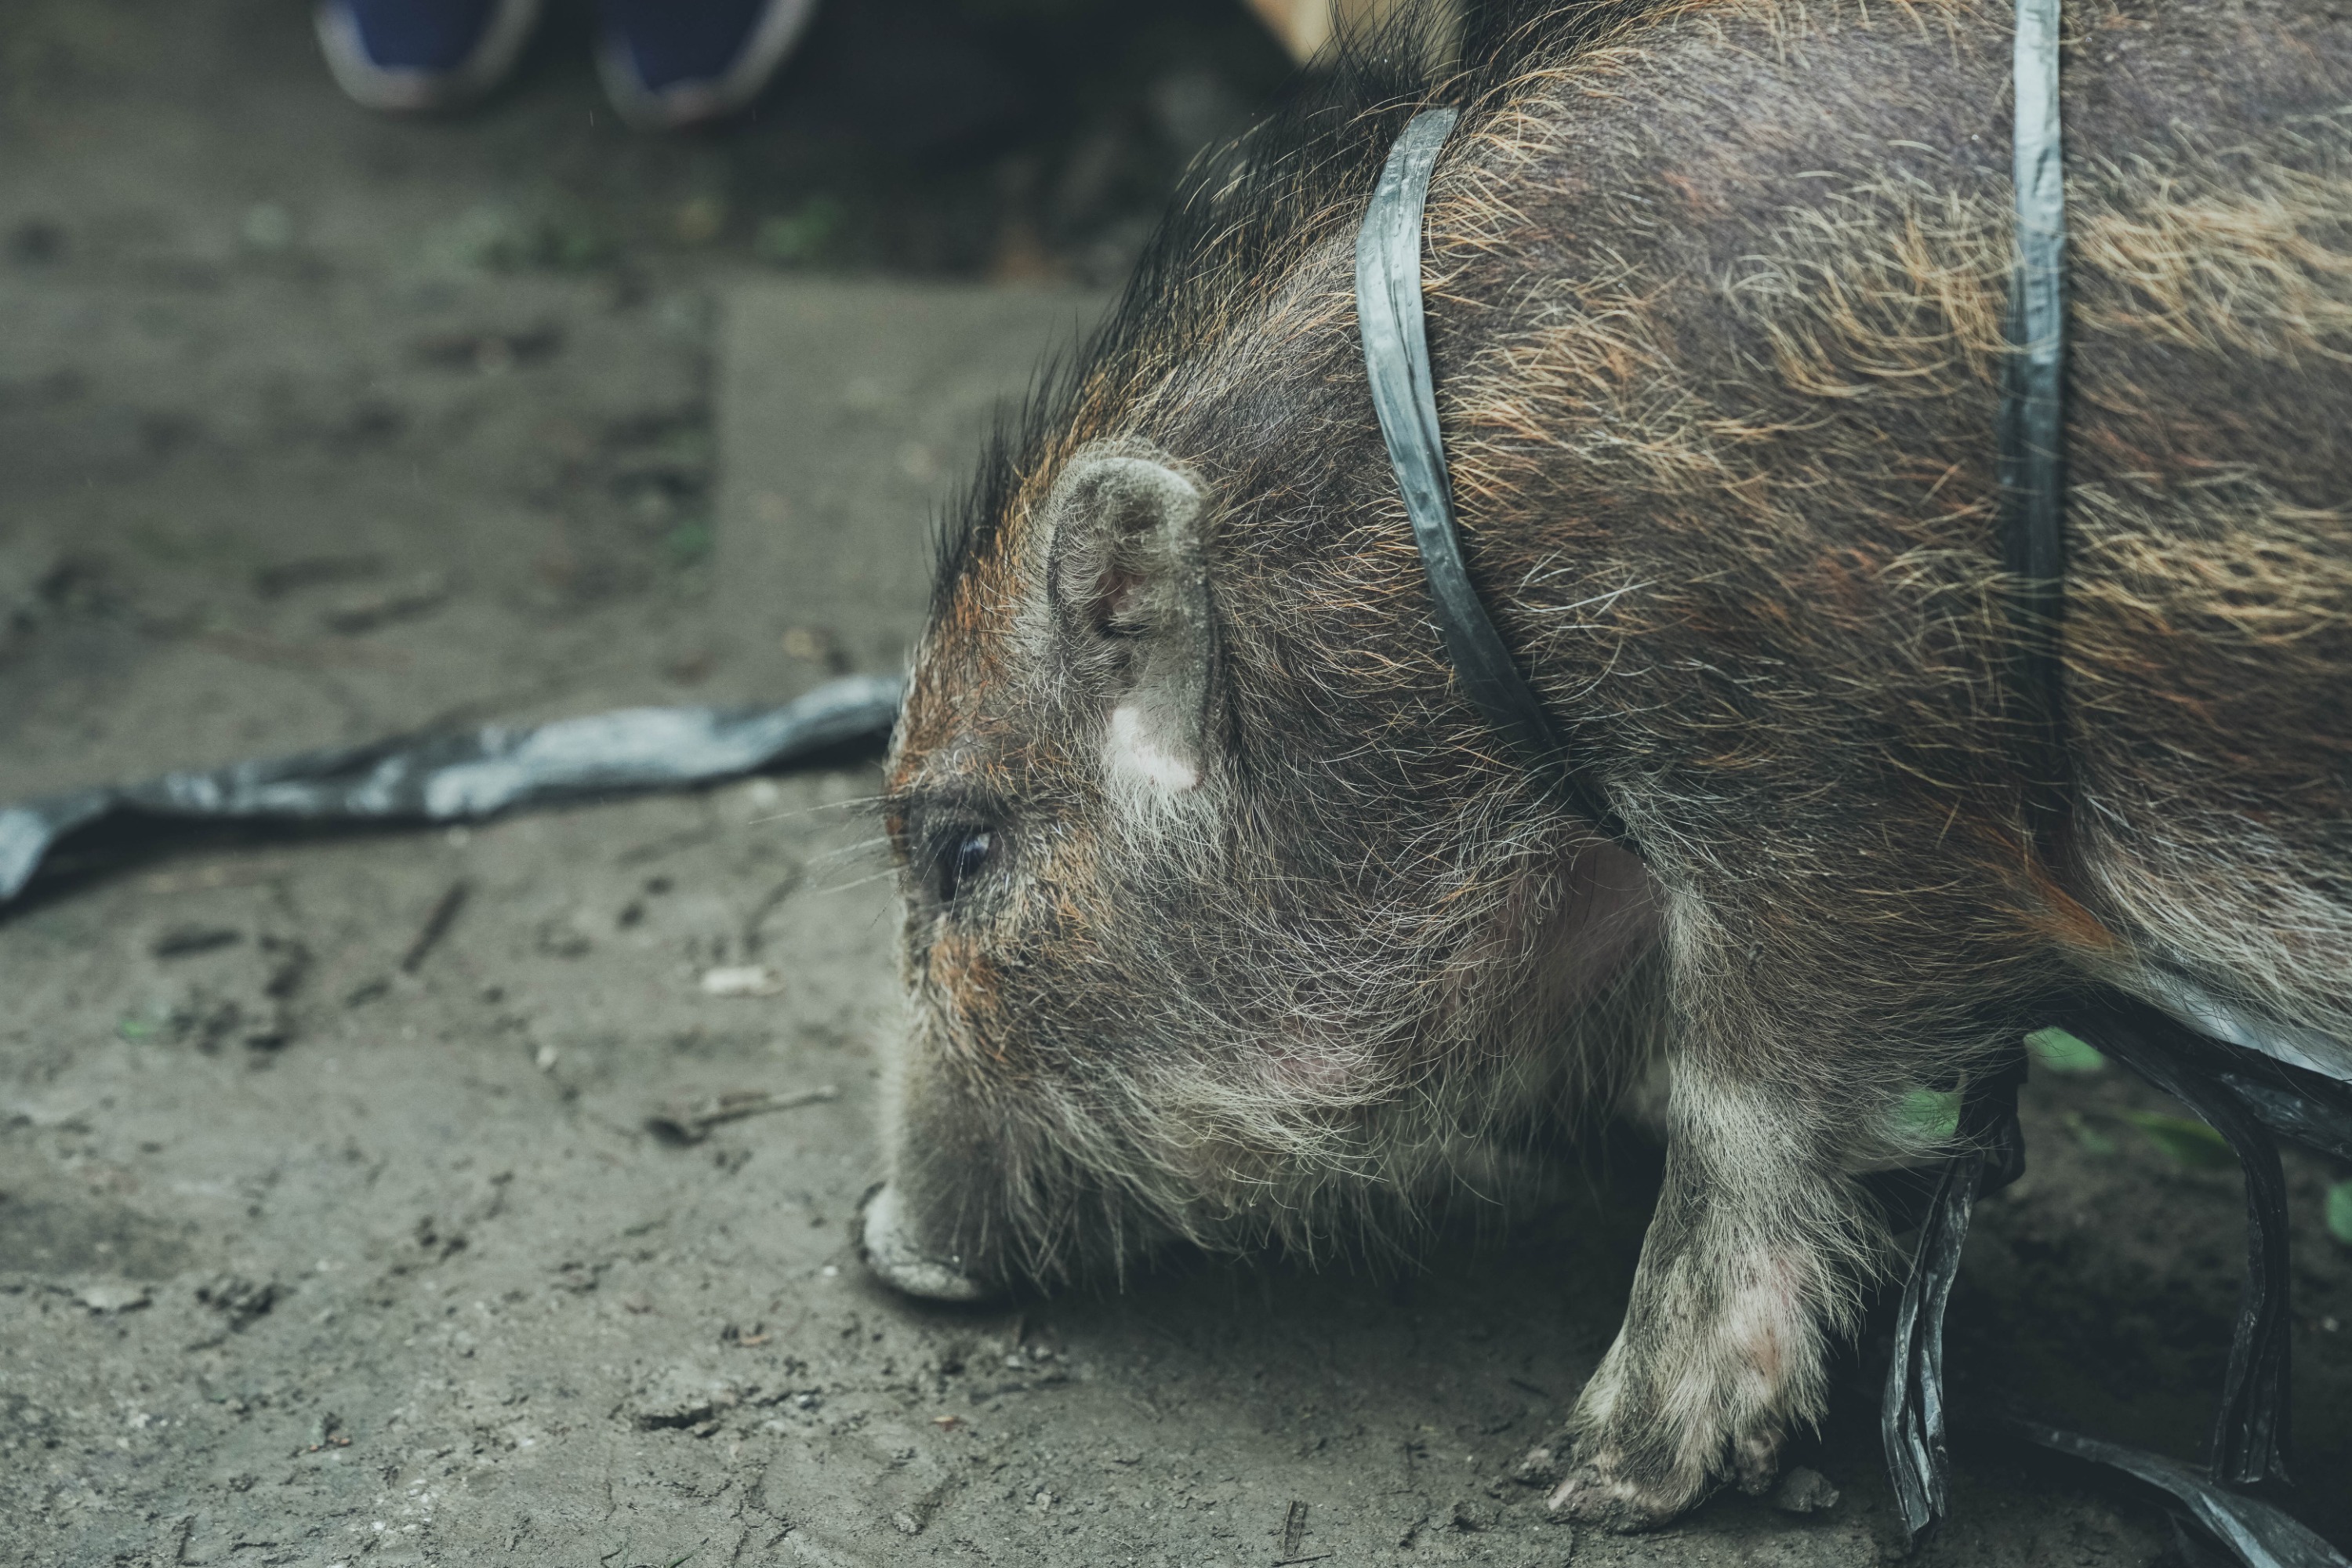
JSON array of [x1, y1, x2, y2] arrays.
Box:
[[1544, 1065, 1872, 1530]]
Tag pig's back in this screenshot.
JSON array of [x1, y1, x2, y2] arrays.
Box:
[[1410, 0, 2352, 1041]]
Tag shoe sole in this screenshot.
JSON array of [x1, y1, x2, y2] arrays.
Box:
[[594, 0, 822, 132], [315, 0, 546, 114]]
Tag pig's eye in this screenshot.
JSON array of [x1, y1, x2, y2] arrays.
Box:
[[935, 829, 994, 905]]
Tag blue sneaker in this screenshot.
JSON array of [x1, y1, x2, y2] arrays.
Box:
[[596, 0, 821, 130], [315, 0, 545, 114]]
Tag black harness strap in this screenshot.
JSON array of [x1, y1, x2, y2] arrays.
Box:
[[1881, 1055, 2029, 1540], [2064, 1003, 2296, 1490], [1883, 0, 2070, 1544], [1355, 107, 1630, 843], [2000, 0, 2074, 855], [1878, 5, 2329, 1555]]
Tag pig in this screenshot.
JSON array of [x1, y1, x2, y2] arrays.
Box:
[[858, 0, 2352, 1531]]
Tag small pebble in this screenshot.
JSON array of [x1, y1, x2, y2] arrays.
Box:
[[699, 964, 785, 998], [1770, 1465, 1841, 1515], [76, 1282, 151, 1314]]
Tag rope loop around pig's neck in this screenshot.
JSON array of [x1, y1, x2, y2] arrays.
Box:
[[1352, 106, 1632, 846], [1352, 82, 2078, 862]]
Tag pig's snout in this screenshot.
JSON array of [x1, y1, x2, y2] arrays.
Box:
[[855, 1182, 999, 1302]]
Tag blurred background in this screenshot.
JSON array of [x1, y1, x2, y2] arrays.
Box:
[[0, 0, 1320, 786], [0, 0, 1457, 815]]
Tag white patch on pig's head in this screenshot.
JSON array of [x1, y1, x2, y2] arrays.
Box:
[[1104, 701, 1201, 795], [1038, 443, 1220, 818]]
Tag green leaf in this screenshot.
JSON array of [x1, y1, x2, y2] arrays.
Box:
[[117, 1017, 156, 1041], [753, 198, 844, 266], [2063, 1110, 2116, 1156], [1896, 1088, 1962, 1142], [2027, 1026, 2106, 1075], [2122, 1110, 2234, 1171], [2326, 1181, 2352, 1249]]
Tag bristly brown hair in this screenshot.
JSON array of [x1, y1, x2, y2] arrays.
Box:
[[931, 0, 1658, 616]]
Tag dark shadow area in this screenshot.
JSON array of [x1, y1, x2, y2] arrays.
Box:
[[272, 0, 1302, 284]]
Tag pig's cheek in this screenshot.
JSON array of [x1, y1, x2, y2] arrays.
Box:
[[922, 932, 1005, 1060]]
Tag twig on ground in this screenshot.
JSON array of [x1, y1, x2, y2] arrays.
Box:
[[400, 880, 471, 974], [1280, 1500, 1308, 1559], [646, 1085, 840, 1145]]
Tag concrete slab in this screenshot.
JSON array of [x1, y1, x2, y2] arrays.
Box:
[[717, 281, 1109, 691]]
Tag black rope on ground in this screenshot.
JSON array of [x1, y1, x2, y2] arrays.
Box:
[[1881, 1060, 2027, 1541], [2063, 1001, 2303, 1491]]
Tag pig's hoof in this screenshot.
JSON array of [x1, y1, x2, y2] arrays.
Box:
[[1544, 1461, 1699, 1534], [1733, 1428, 1784, 1497], [855, 1183, 997, 1302], [1509, 1440, 1565, 1488]]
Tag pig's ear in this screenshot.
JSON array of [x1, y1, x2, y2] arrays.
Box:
[[1043, 448, 1217, 796]]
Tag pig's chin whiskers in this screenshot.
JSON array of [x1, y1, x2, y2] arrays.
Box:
[[808, 866, 902, 898], [743, 792, 887, 829], [810, 833, 892, 865], [801, 836, 898, 895]]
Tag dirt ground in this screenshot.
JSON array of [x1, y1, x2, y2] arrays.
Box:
[[2, 4, 2348, 1566]]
